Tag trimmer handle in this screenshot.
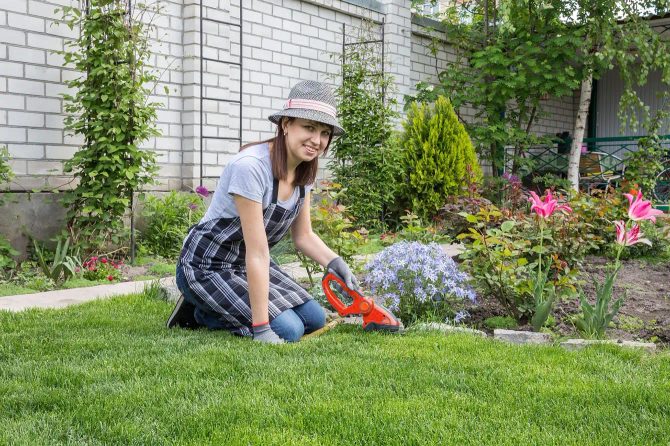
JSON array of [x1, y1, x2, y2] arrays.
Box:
[[321, 272, 374, 317]]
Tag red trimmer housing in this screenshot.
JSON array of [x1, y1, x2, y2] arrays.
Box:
[[321, 272, 402, 332]]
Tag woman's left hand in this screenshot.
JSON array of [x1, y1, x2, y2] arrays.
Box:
[[327, 257, 359, 290]]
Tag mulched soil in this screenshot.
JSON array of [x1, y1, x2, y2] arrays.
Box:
[[464, 256, 670, 346]]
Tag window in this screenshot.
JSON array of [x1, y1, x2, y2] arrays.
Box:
[[420, 1, 440, 16]]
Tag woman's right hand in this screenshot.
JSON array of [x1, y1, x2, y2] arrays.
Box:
[[327, 256, 359, 290]]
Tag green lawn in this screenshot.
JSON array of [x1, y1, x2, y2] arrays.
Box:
[[0, 283, 38, 297], [1, 295, 669, 445]]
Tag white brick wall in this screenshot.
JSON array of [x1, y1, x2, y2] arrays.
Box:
[[1, 0, 578, 194]]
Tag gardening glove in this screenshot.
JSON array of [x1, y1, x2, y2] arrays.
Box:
[[327, 256, 359, 291], [252, 322, 284, 344]]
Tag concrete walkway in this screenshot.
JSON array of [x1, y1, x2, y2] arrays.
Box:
[[0, 244, 464, 312]]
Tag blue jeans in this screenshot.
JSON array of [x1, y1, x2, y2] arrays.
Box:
[[175, 263, 325, 342], [270, 299, 326, 342]]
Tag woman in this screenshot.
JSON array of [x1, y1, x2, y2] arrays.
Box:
[[169, 81, 358, 344]]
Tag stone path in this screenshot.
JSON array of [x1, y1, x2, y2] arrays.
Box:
[[0, 244, 464, 312]]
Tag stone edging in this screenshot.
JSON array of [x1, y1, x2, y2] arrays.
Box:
[[407, 325, 658, 353]]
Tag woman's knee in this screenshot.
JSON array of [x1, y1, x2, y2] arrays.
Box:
[[271, 310, 305, 342], [295, 300, 326, 333]]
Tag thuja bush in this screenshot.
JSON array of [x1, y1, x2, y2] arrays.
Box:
[[140, 188, 208, 259], [363, 241, 476, 326], [398, 96, 482, 221], [58, 1, 160, 249], [329, 21, 402, 228]]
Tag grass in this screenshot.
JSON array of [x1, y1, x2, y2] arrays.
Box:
[[0, 283, 37, 297], [1, 295, 669, 445], [61, 278, 108, 289], [148, 262, 176, 276], [133, 274, 159, 281], [355, 234, 387, 256], [0, 278, 113, 297]]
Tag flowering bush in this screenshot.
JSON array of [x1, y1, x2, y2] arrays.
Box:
[[82, 256, 123, 282], [363, 241, 476, 325], [458, 193, 579, 326]]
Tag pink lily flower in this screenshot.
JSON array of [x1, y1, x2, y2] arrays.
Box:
[[624, 191, 664, 222], [528, 189, 572, 218], [614, 220, 651, 247]]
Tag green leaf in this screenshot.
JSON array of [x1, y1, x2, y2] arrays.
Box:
[[465, 214, 478, 224], [500, 220, 516, 232]]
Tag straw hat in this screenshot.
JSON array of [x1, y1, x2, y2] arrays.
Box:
[[268, 80, 345, 136]]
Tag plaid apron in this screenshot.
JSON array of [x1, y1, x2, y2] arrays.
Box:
[[178, 179, 312, 337]]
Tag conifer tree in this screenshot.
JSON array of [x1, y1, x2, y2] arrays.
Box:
[[400, 96, 482, 220]]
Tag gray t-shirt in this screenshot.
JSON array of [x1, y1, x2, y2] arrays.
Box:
[[201, 142, 313, 222]]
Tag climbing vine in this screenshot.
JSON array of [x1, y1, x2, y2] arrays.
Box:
[[329, 21, 402, 229], [58, 0, 160, 248]]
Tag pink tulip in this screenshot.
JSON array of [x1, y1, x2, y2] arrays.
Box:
[[624, 191, 664, 222], [528, 189, 572, 218], [614, 220, 651, 247]]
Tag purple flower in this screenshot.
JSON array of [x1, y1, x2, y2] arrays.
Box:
[[188, 203, 198, 210], [362, 241, 476, 317], [502, 172, 520, 183], [453, 310, 469, 324], [195, 185, 209, 197]]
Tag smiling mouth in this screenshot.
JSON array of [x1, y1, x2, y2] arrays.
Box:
[[304, 145, 318, 155]]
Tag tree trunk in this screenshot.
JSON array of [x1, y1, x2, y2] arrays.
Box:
[[568, 72, 593, 191]]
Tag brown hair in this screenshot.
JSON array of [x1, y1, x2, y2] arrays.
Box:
[[239, 117, 334, 186]]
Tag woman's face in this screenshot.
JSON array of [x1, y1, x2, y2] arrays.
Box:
[[283, 118, 332, 165]]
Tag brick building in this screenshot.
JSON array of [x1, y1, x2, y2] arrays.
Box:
[[0, 0, 577, 252]]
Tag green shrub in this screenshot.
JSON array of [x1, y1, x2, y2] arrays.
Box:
[[396, 211, 450, 244], [0, 236, 18, 272], [398, 96, 482, 221], [439, 195, 493, 238], [140, 191, 206, 259], [0, 148, 17, 273], [484, 316, 518, 330], [624, 114, 667, 197], [568, 192, 626, 255], [0, 146, 13, 196], [458, 205, 580, 322]]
